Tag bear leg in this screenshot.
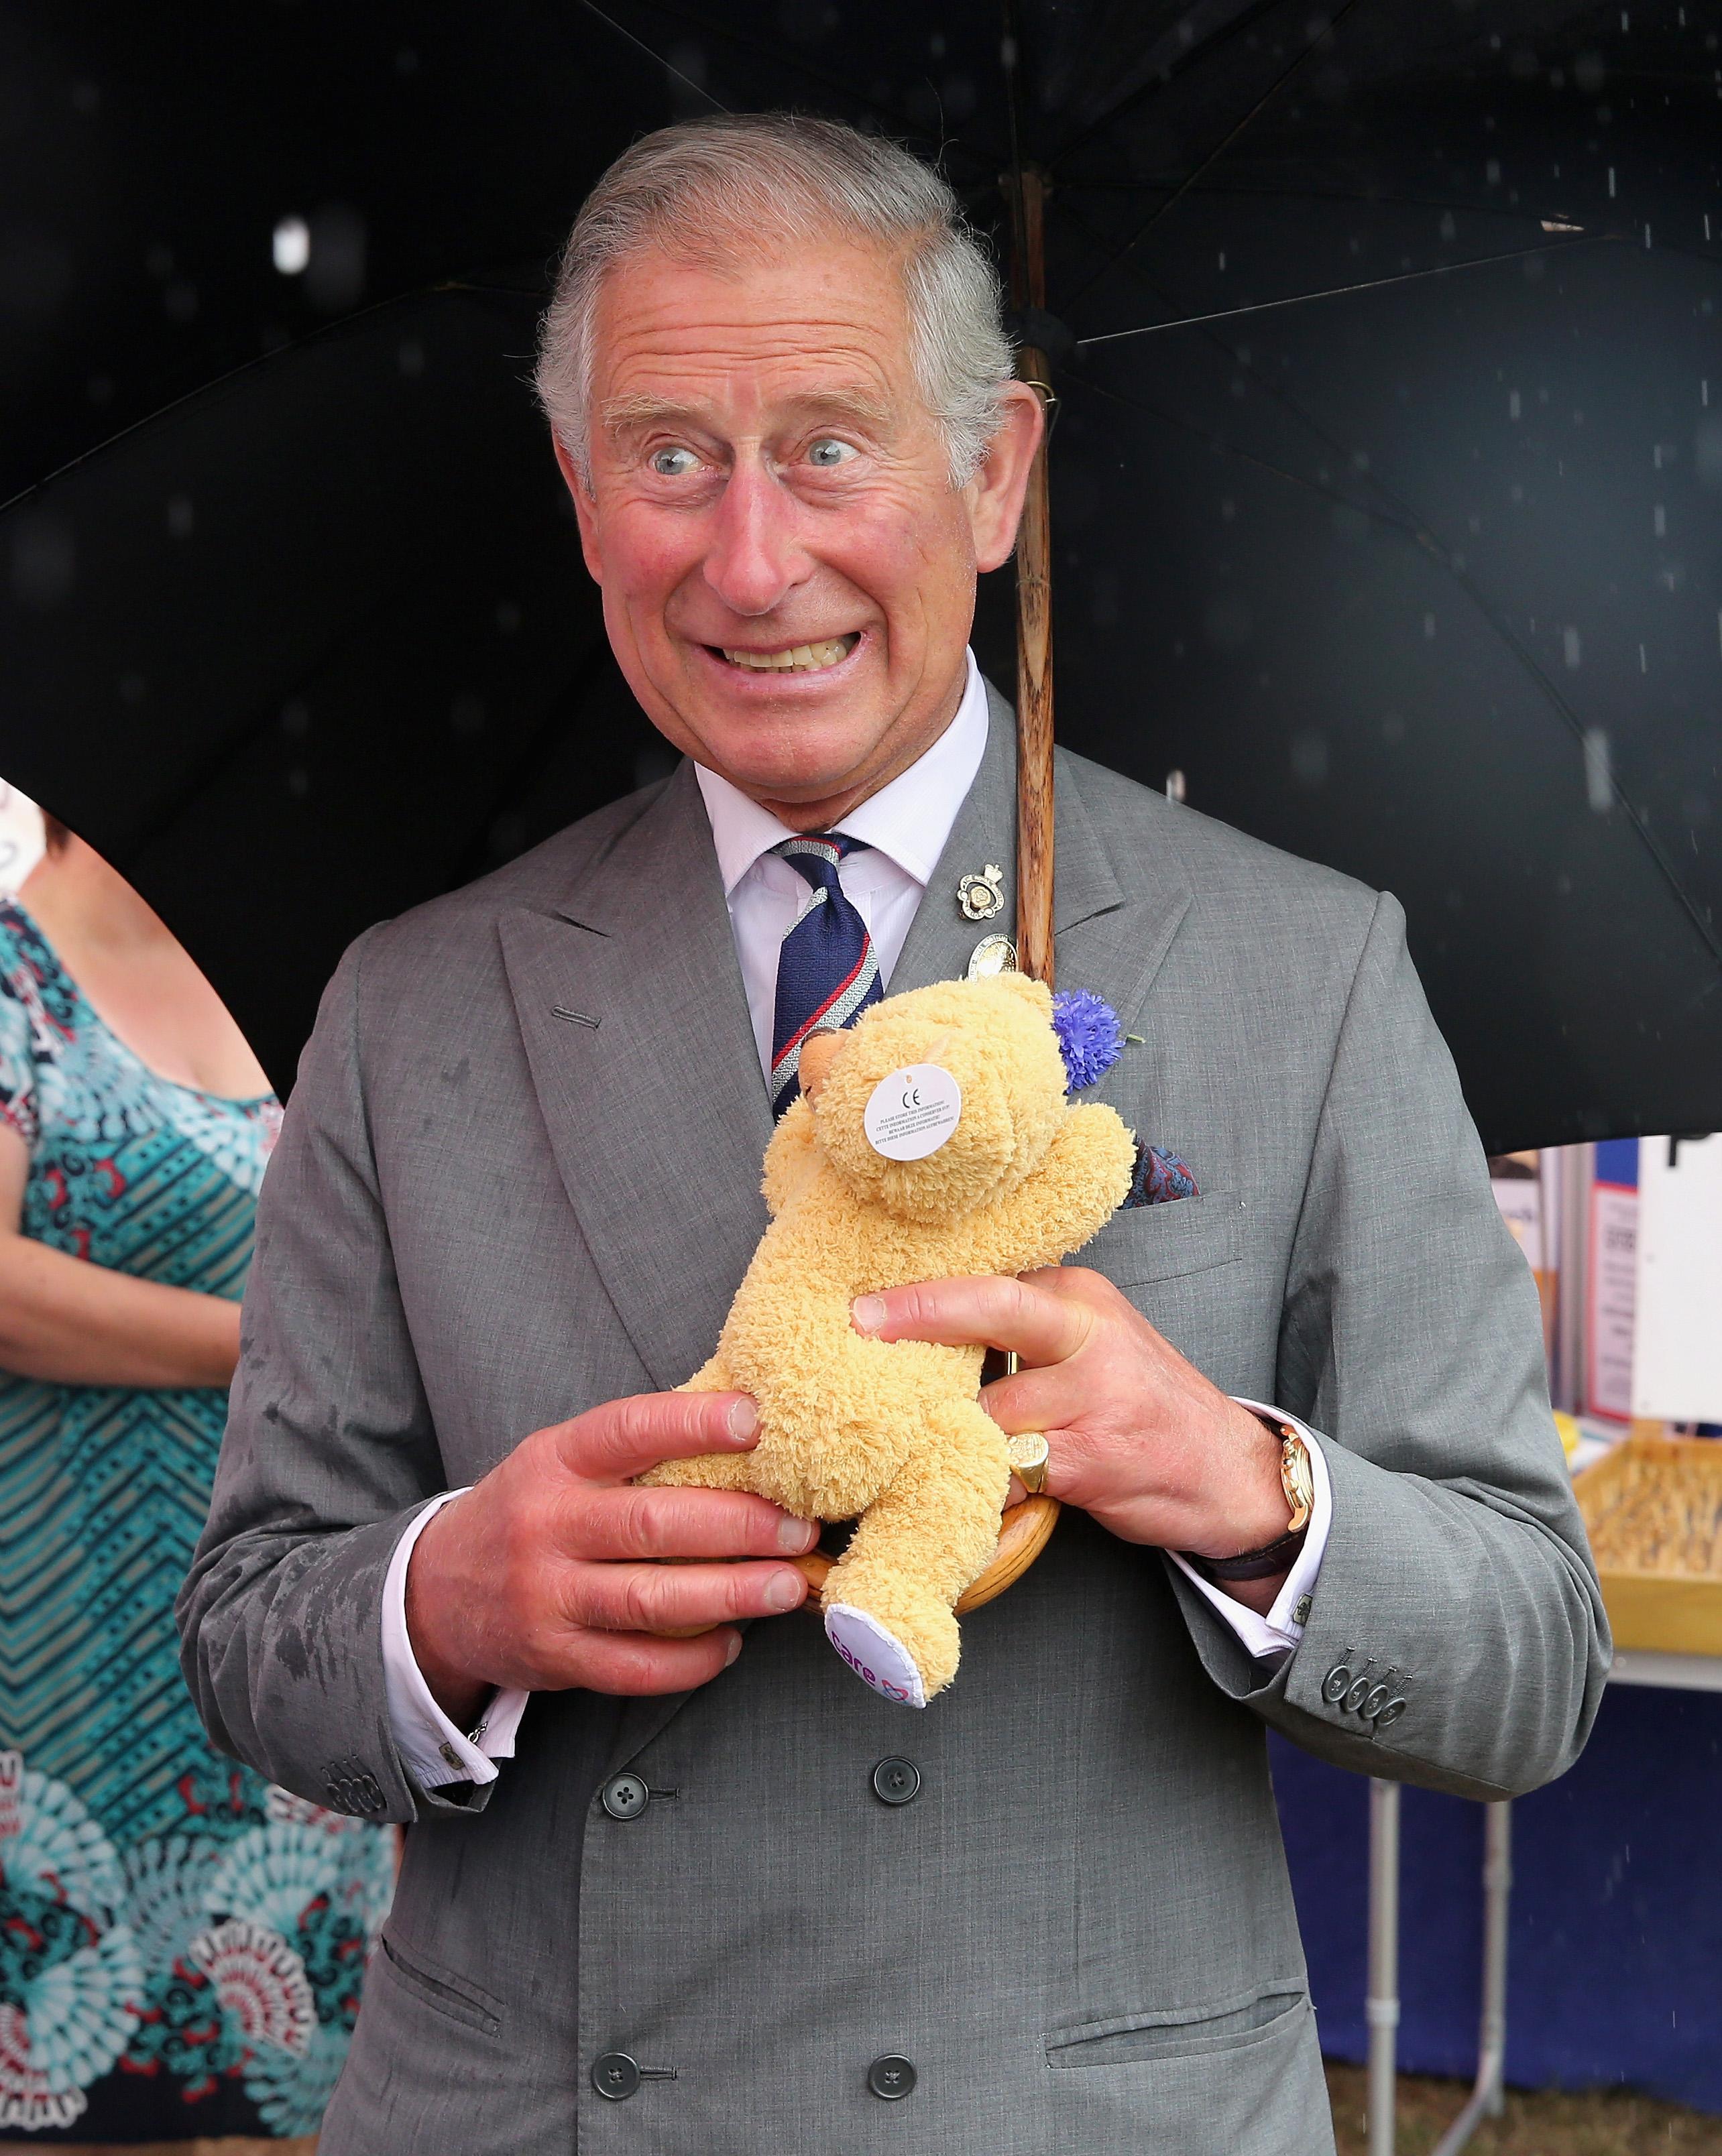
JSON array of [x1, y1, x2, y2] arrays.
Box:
[[820, 1400, 1010, 1705]]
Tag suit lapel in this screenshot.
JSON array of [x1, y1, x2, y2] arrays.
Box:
[[498, 762, 772, 1396], [893, 680, 1191, 1042]]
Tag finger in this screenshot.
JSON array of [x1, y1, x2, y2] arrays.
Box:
[[573, 1626, 746, 1695], [1004, 1474, 1027, 1508], [571, 1558, 809, 1634], [978, 1362, 1090, 1436], [851, 1276, 1093, 1366], [577, 1485, 818, 1562], [558, 1390, 760, 1484]]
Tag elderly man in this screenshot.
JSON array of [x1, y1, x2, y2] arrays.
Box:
[[180, 115, 1605, 2155]]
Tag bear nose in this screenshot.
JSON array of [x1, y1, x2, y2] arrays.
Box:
[[797, 1028, 845, 1101]]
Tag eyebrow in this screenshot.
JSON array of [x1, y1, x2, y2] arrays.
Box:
[[599, 387, 895, 441]]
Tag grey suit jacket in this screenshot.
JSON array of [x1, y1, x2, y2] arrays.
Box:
[[180, 687, 1607, 2155]]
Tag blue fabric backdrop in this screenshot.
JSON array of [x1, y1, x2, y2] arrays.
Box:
[[1273, 1683, 1722, 2113]]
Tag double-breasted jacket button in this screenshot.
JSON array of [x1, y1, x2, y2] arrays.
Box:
[[1321, 1664, 1351, 1704], [868, 2054, 917, 2100], [592, 2052, 642, 2101], [872, 1757, 921, 1806], [1375, 1697, 1408, 1730], [600, 1772, 649, 1821]]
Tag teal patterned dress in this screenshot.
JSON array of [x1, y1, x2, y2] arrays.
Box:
[[0, 903, 392, 2141]]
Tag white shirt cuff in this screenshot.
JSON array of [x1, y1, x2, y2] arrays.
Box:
[[381, 1490, 530, 1789], [1165, 1402, 1332, 1664]]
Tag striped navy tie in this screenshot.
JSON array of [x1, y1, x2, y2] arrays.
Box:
[[768, 833, 883, 1112]]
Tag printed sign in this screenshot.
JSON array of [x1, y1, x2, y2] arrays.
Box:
[[1587, 1142, 1639, 1422]]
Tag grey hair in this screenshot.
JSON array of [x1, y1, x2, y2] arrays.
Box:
[[534, 114, 1015, 487]]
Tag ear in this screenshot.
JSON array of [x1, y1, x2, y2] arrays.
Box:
[[964, 381, 1044, 575], [553, 433, 605, 585]]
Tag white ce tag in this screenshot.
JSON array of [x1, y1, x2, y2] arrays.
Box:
[[862, 1064, 962, 1161]]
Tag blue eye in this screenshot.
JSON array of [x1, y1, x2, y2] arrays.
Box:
[[650, 446, 700, 478], [807, 438, 858, 468]]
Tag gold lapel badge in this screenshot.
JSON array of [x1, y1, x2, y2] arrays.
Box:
[[956, 863, 1007, 922]]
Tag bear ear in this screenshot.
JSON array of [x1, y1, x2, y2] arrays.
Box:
[[1051, 989, 1124, 1091]]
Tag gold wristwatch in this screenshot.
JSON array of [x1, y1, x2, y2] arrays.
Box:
[[1186, 1412, 1313, 1583]]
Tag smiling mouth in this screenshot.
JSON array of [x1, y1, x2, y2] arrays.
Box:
[[715, 634, 860, 673]]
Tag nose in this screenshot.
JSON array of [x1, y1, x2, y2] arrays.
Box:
[[701, 455, 811, 619]]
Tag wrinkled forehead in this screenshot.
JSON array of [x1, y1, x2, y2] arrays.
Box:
[[588, 229, 925, 434]]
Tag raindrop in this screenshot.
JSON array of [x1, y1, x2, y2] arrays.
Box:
[[272, 217, 310, 276], [1607, 166, 1617, 197], [1218, 249, 1226, 272], [1639, 644, 1648, 672], [1439, 211, 1456, 241], [1699, 409, 1722, 482], [1485, 160, 1501, 186], [1653, 503, 1666, 536], [165, 495, 194, 540], [1290, 733, 1328, 787], [9, 512, 75, 609], [1165, 770, 1186, 803], [1509, 389, 1521, 420], [1584, 727, 1613, 811], [1424, 613, 1436, 639], [1563, 627, 1582, 668]]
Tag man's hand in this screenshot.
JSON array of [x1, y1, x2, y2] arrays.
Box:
[[851, 1268, 1295, 1613], [405, 1390, 815, 1726]]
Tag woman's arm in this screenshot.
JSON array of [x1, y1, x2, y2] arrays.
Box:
[[0, 1125, 241, 1388]]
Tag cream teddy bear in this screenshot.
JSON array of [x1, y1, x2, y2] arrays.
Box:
[[639, 972, 1135, 1705]]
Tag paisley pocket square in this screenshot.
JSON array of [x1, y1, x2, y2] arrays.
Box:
[[1121, 1142, 1200, 1209]]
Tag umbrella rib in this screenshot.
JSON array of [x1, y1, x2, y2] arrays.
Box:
[[573, 0, 729, 111], [1070, 370, 1722, 974], [1046, 0, 1295, 178], [579, 0, 1011, 170], [1060, 0, 1371, 312], [1075, 234, 1607, 346]]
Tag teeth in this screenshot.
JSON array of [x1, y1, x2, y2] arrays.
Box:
[[722, 636, 854, 672]]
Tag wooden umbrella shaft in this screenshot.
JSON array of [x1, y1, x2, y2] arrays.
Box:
[[1013, 169, 1055, 990]]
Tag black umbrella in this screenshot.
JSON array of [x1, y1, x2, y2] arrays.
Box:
[[1, 0, 1716, 1144]]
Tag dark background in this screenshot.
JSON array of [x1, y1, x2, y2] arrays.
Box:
[[1, 1, 1718, 1143]]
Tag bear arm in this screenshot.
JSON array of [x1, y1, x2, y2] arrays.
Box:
[[970, 1103, 1137, 1275], [761, 1097, 820, 1217]]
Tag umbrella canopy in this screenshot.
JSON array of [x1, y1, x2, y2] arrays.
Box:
[[1, 0, 1717, 1144]]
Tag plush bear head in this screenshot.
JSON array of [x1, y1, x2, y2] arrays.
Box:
[[802, 973, 1074, 1225]]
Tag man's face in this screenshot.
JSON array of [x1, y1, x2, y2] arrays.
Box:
[[562, 233, 1039, 821]]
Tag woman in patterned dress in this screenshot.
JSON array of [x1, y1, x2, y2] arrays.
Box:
[[0, 819, 392, 2148]]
